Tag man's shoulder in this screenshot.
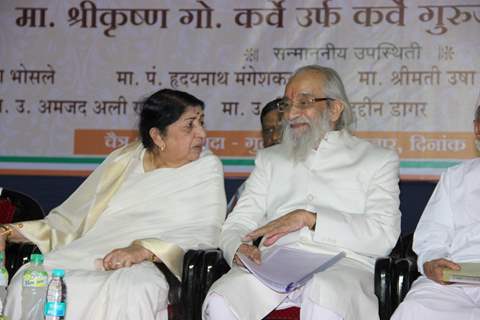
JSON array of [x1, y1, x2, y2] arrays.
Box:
[[344, 132, 399, 162], [444, 157, 480, 177], [257, 143, 286, 159]]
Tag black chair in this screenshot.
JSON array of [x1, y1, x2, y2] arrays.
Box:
[[390, 234, 420, 313], [185, 234, 418, 320], [0, 187, 211, 320], [1, 188, 45, 276]]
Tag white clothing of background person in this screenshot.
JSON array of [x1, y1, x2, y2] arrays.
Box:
[[391, 158, 480, 320]]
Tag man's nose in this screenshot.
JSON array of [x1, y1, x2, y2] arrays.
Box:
[[271, 129, 281, 144], [286, 106, 302, 119]]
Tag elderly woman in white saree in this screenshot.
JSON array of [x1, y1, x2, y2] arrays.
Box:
[[0, 89, 226, 320]]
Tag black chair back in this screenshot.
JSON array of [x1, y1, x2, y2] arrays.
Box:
[[0, 188, 44, 279]]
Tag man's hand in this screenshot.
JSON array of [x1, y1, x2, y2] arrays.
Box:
[[423, 258, 461, 284], [103, 244, 157, 271], [234, 243, 261, 267], [242, 209, 316, 246]]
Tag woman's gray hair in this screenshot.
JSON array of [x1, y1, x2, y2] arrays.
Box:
[[291, 65, 354, 131]]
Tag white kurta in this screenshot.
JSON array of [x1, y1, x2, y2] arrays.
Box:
[[5, 147, 226, 320], [207, 130, 401, 320], [392, 158, 480, 320]]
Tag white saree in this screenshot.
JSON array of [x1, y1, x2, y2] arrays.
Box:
[[4, 142, 226, 320]]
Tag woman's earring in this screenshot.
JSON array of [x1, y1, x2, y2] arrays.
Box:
[[160, 144, 166, 152]]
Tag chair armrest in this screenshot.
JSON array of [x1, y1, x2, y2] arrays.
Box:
[[202, 249, 229, 293], [181, 249, 230, 320], [374, 256, 393, 320], [155, 262, 181, 301], [392, 257, 419, 307]]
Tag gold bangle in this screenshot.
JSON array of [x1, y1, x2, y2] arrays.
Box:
[[0, 225, 12, 239], [148, 252, 156, 262]]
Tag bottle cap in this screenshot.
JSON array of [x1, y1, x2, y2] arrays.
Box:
[[52, 269, 65, 277], [30, 253, 44, 264]]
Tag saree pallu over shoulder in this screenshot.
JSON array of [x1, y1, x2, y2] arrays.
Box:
[[15, 142, 142, 252]]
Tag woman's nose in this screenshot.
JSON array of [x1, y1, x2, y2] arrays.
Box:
[[197, 125, 207, 139]]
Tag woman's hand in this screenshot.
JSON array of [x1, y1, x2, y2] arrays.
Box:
[[0, 224, 12, 252], [0, 234, 7, 252], [102, 244, 156, 271]]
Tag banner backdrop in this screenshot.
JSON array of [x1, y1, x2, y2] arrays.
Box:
[[1, 0, 479, 179]]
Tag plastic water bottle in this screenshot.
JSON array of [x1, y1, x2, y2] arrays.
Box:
[[44, 269, 66, 320], [0, 252, 9, 315], [21, 253, 48, 320]]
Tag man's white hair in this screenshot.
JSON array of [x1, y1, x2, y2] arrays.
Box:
[[290, 65, 353, 131]]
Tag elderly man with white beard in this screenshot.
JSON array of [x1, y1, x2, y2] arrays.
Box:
[[202, 65, 401, 320]]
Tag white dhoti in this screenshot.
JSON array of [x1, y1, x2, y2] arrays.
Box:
[[391, 276, 480, 320], [203, 256, 377, 320], [204, 292, 342, 320]]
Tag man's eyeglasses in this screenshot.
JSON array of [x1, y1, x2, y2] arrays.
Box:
[[276, 95, 334, 112]]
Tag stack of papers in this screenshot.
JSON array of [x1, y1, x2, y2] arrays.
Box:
[[238, 246, 345, 293]]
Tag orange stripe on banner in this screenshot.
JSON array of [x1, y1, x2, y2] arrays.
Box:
[[73, 129, 477, 159], [400, 175, 439, 182], [73, 129, 263, 156], [224, 172, 250, 178], [74, 130, 138, 155], [355, 131, 477, 159], [0, 169, 92, 177]]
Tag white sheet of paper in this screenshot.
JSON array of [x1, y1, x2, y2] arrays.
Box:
[[239, 246, 345, 293]]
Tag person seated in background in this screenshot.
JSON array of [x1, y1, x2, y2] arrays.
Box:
[[391, 103, 480, 320], [203, 65, 401, 320], [1, 89, 226, 320], [227, 98, 283, 214]]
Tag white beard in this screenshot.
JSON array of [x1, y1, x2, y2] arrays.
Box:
[[281, 111, 331, 162]]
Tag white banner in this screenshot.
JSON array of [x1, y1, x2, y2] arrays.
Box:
[[0, 0, 479, 179]]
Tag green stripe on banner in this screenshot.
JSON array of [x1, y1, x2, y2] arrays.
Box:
[[0, 156, 255, 166], [221, 159, 255, 166], [0, 156, 105, 164], [399, 161, 459, 169], [0, 156, 460, 169]]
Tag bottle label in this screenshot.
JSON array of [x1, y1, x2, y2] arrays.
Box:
[[23, 270, 48, 288], [44, 301, 66, 316], [0, 268, 8, 286]]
